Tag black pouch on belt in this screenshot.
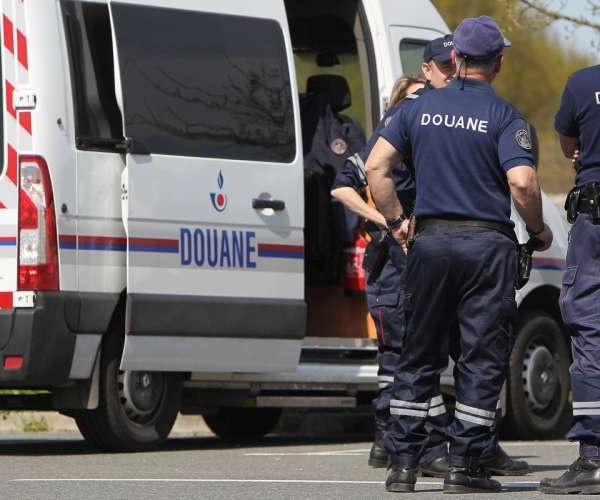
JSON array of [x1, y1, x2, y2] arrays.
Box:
[[362, 223, 390, 280]]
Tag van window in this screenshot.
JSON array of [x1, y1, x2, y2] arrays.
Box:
[[399, 39, 427, 76], [111, 5, 296, 163], [62, 1, 124, 151]]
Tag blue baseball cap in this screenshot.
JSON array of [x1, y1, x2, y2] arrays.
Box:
[[453, 15, 511, 59], [423, 34, 454, 63]]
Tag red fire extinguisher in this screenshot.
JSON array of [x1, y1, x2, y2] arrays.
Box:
[[344, 232, 367, 296]]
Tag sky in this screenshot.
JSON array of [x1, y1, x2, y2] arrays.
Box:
[[548, 0, 600, 61]]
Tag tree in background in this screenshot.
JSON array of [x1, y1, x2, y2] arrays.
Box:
[[433, 0, 596, 193]]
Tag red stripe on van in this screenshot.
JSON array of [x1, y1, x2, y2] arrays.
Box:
[[16, 29, 27, 69], [19, 111, 31, 134], [6, 145, 17, 185], [2, 16, 13, 53], [0, 292, 11, 309], [5, 81, 15, 118]]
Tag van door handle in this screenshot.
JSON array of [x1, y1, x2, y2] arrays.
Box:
[[252, 199, 286, 211]]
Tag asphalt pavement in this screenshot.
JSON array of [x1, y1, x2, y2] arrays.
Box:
[[0, 431, 591, 499]]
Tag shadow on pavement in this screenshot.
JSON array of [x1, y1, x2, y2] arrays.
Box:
[[0, 432, 374, 457]]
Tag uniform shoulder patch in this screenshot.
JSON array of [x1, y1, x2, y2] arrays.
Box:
[[330, 138, 348, 156], [515, 128, 532, 150], [384, 116, 392, 127]]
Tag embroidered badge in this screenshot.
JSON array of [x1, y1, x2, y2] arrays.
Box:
[[330, 138, 348, 156], [515, 128, 532, 150]]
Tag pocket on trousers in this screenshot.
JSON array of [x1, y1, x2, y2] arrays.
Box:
[[560, 266, 578, 327], [501, 297, 518, 354], [367, 292, 400, 309]]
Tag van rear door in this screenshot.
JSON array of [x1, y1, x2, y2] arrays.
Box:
[[108, 0, 305, 372]]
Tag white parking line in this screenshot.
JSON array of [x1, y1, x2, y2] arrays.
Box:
[[12, 478, 540, 487], [500, 441, 577, 447], [245, 449, 369, 456]]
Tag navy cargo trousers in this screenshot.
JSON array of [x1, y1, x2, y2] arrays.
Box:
[[561, 214, 600, 458], [384, 229, 517, 467], [367, 241, 447, 464]]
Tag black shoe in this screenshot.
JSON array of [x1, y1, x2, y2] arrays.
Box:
[[443, 466, 502, 494], [539, 457, 600, 494], [481, 445, 530, 476], [368, 441, 389, 468], [386, 465, 417, 492], [368, 421, 389, 468], [420, 455, 449, 478]]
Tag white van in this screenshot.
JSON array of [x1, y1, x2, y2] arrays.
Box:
[[0, 0, 570, 450]]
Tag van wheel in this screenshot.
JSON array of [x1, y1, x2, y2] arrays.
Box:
[[73, 312, 181, 452], [505, 310, 571, 439], [203, 408, 282, 441]]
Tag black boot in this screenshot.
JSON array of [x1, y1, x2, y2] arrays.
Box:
[[480, 445, 530, 476], [386, 465, 417, 492], [420, 455, 449, 478], [368, 421, 389, 468], [539, 457, 600, 494], [443, 466, 501, 494]]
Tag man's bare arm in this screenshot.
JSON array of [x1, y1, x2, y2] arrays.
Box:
[[507, 165, 553, 251], [558, 134, 579, 160], [365, 137, 405, 219], [331, 186, 387, 227]]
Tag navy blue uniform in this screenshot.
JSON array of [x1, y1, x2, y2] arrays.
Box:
[[333, 103, 447, 464], [380, 77, 533, 467], [555, 65, 600, 459]]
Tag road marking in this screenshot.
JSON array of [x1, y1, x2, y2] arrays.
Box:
[[245, 449, 369, 456], [12, 478, 540, 487], [500, 441, 577, 447]]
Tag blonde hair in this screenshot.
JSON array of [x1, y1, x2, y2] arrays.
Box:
[[389, 75, 426, 107]]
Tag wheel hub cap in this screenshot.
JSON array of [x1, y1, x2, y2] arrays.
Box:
[[523, 344, 558, 411], [118, 370, 165, 422]]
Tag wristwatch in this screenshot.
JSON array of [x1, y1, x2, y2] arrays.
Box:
[[386, 213, 407, 229]]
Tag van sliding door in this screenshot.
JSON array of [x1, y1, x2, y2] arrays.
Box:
[[108, 0, 306, 372]]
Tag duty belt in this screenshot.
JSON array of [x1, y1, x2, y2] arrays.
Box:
[[416, 218, 517, 243], [565, 182, 600, 224]]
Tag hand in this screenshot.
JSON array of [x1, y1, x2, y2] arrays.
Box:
[[391, 219, 410, 253], [532, 223, 553, 252]]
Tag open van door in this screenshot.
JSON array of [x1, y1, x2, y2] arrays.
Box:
[[108, 0, 305, 372]]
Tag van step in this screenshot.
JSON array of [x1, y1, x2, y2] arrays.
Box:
[[256, 396, 356, 408]]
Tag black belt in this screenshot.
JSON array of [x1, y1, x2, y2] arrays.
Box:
[[417, 218, 517, 243]]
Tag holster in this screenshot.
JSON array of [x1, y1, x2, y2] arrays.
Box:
[[516, 244, 532, 290], [362, 223, 390, 280], [565, 183, 600, 224], [516, 237, 544, 290]]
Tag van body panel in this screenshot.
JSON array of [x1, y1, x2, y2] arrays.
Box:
[[107, 0, 306, 371]]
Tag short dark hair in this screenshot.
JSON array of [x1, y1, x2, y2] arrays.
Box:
[[455, 52, 500, 75]]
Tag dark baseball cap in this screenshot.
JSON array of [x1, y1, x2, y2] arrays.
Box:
[[453, 15, 511, 59], [423, 34, 454, 63]]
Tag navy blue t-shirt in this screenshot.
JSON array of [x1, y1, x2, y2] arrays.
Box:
[[555, 64, 600, 186], [333, 105, 416, 213], [380, 78, 534, 226]]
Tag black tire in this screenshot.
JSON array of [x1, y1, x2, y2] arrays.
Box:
[[505, 310, 571, 439], [73, 307, 181, 452], [203, 408, 282, 441]]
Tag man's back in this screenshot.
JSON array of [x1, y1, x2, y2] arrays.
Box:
[[381, 78, 533, 225], [555, 64, 600, 185]]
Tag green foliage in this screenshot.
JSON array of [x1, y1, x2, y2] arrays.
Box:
[[432, 0, 595, 193], [22, 415, 48, 433]]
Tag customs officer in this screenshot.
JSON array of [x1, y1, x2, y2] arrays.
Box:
[[540, 63, 600, 495], [366, 16, 553, 493]]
